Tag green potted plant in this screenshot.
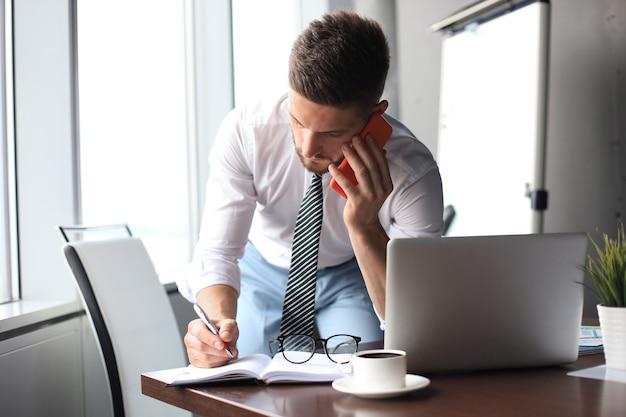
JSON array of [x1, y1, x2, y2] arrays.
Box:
[[581, 224, 626, 370]]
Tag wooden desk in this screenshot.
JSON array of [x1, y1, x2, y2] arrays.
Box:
[[142, 353, 625, 417]]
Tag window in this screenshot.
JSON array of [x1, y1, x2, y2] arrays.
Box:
[[231, 0, 329, 106], [231, 0, 296, 105], [1, 0, 352, 302], [76, 0, 189, 282], [1, 0, 16, 304], [434, 1, 550, 236], [75, 0, 327, 283]]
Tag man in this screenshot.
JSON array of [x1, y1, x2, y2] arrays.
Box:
[[178, 10, 443, 368]]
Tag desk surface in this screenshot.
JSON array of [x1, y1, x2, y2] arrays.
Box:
[[142, 353, 625, 417]]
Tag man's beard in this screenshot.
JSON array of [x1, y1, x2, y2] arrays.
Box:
[[294, 146, 345, 175], [292, 133, 344, 175]]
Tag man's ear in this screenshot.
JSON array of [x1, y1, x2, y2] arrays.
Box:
[[373, 100, 389, 114]]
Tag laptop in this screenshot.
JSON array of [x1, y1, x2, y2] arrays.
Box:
[[384, 233, 588, 374]]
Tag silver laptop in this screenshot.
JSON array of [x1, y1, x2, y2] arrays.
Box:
[[384, 233, 588, 374]]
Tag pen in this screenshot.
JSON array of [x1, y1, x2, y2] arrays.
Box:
[[193, 303, 234, 358]]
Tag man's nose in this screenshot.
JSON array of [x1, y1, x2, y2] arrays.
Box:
[[300, 130, 322, 158]]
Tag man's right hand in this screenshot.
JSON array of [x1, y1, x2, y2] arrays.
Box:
[[184, 317, 239, 368], [186, 284, 240, 367]]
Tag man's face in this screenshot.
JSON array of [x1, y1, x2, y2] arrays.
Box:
[[287, 89, 367, 175]]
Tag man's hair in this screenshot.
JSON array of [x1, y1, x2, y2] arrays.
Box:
[[288, 10, 390, 115]]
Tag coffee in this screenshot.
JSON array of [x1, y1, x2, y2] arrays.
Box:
[[337, 349, 407, 390], [359, 352, 402, 359]]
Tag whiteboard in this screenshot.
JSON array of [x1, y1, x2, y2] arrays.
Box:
[[436, 1, 550, 236]]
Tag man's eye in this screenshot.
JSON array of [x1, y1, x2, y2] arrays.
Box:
[[325, 132, 342, 139]]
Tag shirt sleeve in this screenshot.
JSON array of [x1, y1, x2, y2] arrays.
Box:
[[385, 167, 445, 240], [178, 108, 257, 302]]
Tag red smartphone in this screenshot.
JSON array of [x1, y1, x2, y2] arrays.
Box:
[[329, 112, 393, 199]]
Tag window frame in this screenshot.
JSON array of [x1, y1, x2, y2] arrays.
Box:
[[1, 0, 18, 304]]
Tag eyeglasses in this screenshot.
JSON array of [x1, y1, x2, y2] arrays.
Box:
[[268, 333, 361, 364]]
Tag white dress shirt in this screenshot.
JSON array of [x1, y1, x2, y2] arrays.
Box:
[[178, 92, 443, 301]]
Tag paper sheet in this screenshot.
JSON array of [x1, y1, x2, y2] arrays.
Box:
[[568, 365, 626, 384]]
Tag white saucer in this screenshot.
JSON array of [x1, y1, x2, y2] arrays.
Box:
[[332, 374, 430, 399]]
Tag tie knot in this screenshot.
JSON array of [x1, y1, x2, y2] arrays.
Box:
[[306, 174, 323, 200]]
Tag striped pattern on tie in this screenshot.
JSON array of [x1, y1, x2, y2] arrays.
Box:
[[280, 173, 324, 337]]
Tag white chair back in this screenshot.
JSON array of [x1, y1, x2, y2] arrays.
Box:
[[62, 233, 190, 417]]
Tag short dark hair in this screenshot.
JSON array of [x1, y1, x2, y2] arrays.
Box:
[[288, 10, 390, 115]]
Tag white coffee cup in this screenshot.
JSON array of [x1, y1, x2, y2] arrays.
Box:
[[337, 349, 407, 391]]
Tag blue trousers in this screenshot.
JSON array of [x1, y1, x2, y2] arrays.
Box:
[[237, 242, 383, 356]]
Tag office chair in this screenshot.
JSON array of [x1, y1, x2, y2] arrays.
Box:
[[58, 224, 190, 417]]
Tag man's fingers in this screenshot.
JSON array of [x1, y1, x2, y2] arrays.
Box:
[[184, 319, 238, 368]]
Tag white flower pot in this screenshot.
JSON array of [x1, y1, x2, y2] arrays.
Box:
[[597, 304, 626, 370]]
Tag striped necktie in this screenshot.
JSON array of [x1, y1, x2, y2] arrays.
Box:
[[280, 173, 324, 337]]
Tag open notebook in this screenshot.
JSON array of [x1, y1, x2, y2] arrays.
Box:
[[167, 352, 341, 385], [384, 233, 588, 373]]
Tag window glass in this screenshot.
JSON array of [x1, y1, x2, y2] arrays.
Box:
[[231, 0, 298, 105], [436, 2, 549, 236], [77, 0, 189, 282]]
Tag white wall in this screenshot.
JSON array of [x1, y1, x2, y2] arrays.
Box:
[[545, 0, 626, 236]]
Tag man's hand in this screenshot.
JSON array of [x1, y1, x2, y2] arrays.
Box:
[[185, 284, 239, 367], [329, 133, 392, 318], [184, 317, 239, 368], [329, 133, 393, 227]]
